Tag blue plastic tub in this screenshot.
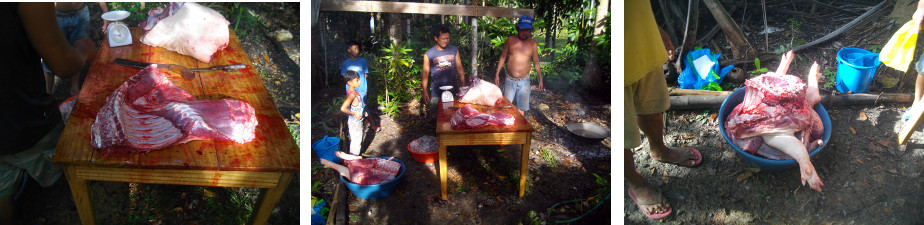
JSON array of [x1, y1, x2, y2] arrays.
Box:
[[340, 157, 405, 199], [836, 47, 881, 93], [312, 136, 341, 164], [718, 88, 832, 172]]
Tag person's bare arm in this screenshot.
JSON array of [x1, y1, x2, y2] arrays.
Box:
[[340, 94, 361, 120], [494, 37, 510, 85], [99, 2, 110, 33], [422, 54, 431, 103], [455, 50, 466, 87], [20, 2, 91, 77], [532, 41, 543, 91]]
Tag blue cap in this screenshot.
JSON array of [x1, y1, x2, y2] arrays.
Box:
[[517, 16, 533, 29]]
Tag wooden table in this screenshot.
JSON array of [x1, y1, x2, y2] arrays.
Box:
[[435, 98, 535, 200], [50, 28, 299, 225]]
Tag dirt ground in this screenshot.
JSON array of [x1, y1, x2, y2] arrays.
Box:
[[13, 3, 300, 224], [310, 80, 612, 224], [624, 1, 924, 223]]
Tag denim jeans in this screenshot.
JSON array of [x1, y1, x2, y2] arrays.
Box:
[[503, 76, 531, 111], [42, 6, 90, 73]]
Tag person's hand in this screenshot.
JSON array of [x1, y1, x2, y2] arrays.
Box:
[[423, 92, 430, 103], [353, 112, 362, 120], [495, 77, 500, 85], [73, 38, 96, 63], [537, 80, 544, 91], [102, 20, 110, 33], [667, 49, 674, 61]]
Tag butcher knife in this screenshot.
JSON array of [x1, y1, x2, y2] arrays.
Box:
[[113, 58, 246, 80]]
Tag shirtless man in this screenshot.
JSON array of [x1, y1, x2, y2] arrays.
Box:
[[494, 16, 543, 115]]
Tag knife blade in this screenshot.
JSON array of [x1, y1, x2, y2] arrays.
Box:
[[113, 58, 246, 72]]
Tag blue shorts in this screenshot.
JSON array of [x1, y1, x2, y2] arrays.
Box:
[[42, 6, 91, 73], [503, 75, 531, 111]]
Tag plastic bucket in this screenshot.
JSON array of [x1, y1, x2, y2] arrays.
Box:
[[340, 157, 405, 199], [312, 136, 341, 164], [408, 138, 439, 163], [718, 88, 831, 172], [836, 47, 881, 93]]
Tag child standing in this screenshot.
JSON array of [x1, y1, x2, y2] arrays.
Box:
[[341, 41, 381, 132], [340, 71, 366, 155]]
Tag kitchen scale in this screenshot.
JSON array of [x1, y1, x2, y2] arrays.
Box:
[[102, 10, 132, 47], [439, 86, 454, 102]]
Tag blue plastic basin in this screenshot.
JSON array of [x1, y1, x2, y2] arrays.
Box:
[[340, 157, 405, 199], [718, 88, 832, 172]]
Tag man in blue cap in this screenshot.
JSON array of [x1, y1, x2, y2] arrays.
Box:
[[493, 15, 544, 115]]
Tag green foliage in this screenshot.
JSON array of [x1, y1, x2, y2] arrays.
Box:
[[524, 210, 543, 225], [539, 146, 558, 167], [591, 173, 610, 201], [374, 41, 418, 117], [824, 68, 836, 88], [749, 58, 769, 74], [107, 2, 154, 25], [869, 45, 882, 53], [288, 122, 299, 147]]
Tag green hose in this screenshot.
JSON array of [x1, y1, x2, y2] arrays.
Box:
[[546, 193, 611, 223]]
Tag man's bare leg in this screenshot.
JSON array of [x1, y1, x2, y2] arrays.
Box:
[[625, 149, 670, 215], [637, 113, 699, 165]]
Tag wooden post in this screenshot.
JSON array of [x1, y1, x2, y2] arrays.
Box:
[[702, 0, 755, 59], [472, 17, 479, 78], [679, 0, 700, 58]]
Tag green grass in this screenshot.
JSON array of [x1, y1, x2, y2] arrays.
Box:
[[540, 146, 558, 167]]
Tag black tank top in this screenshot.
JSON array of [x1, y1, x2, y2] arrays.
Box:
[[0, 3, 63, 155], [424, 45, 460, 97]]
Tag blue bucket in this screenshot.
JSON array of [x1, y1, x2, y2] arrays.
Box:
[[718, 88, 831, 172], [340, 157, 405, 199], [836, 47, 881, 93], [312, 136, 341, 164]]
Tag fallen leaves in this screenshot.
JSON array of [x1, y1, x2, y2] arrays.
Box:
[[856, 158, 863, 164], [709, 113, 718, 123], [849, 127, 856, 135], [737, 168, 760, 181], [859, 111, 868, 120]]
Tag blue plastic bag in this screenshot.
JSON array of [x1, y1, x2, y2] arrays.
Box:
[[312, 196, 328, 225], [678, 48, 735, 90]]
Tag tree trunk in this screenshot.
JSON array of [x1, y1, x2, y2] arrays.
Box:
[[679, 0, 699, 56], [579, 0, 609, 94], [388, 13, 403, 45], [703, 0, 755, 59]]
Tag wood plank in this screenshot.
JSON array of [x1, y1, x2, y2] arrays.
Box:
[[519, 133, 531, 197], [72, 166, 282, 188], [208, 32, 299, 172], [64, 166, 96, 225], [250, 173, 293, 225], [320, 0, 534, 18], [439, 132, 529, 146], [439, 139, 449, 200], [898, 101, 924, 145]]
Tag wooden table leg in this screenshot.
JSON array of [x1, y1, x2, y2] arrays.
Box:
[[519, 132, 532, 197], [249, 173, 293, 225], [65, 166, 95, 225], [439, 137, 449, 200]]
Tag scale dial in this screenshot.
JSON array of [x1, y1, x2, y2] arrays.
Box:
[[108, 23, 132, 47]]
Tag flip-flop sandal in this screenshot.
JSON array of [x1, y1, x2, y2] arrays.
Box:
[[663, 147, 702, 167], [628, 188, 671, 220]]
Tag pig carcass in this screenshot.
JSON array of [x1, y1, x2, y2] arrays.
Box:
[[724, 51, 825, 191], [344, 158, 401, 185], [450, 104, 515, 130], [90, 65, 257, 156], [141, 2, 230, 63], [458, 76, 504, 106]]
